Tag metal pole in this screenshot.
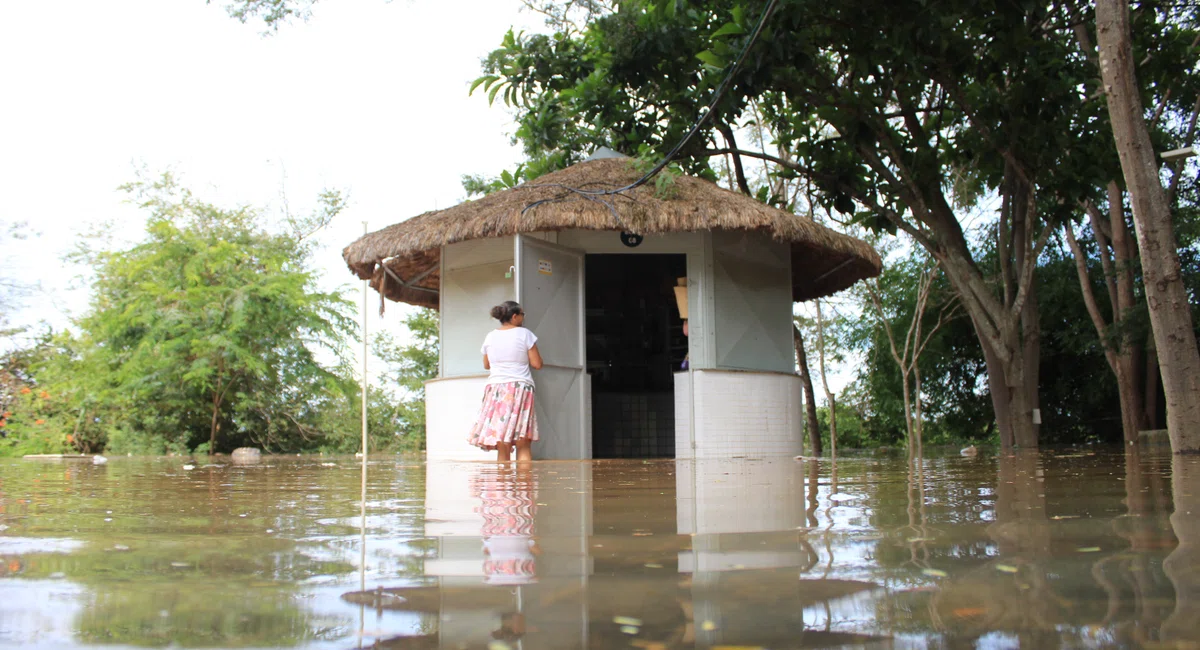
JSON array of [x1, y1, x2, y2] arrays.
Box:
[[360, 221, 369, 592]]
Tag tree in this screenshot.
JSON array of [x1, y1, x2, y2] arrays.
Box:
[[210, 0, 317, 30], [69, 174, 355, 454], [1095, 0, 1200, 452], [1063, 184, 1150, 444], [792, 323, 822, 455], [218, 0, 1200, 450], [374, 308, 440, 450], [863, 243, 958, 455], [0, 220, 35, 334], [470, 0, 1141, 449]]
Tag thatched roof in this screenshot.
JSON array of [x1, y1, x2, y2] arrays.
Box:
[[343, 157, 881, 309]]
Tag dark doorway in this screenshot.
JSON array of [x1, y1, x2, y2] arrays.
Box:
[[585, 254, 688, 458]]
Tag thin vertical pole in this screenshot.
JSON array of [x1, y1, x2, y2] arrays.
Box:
[[360, 221, 369, 592]]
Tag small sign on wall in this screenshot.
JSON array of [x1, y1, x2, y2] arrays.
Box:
[[538, 259, 553, 275]]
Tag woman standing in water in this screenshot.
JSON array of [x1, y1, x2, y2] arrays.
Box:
[[469, 301, 543, 462]]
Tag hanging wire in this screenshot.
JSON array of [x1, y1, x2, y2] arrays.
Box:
[[524, 0, 781, 210], [604, 0, 781, 194]]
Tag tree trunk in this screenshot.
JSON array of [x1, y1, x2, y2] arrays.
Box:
[[970, 308, 1039, 450], [210, 391, 221, 454], [1115, 356, 1147, 445], [1064, 214, 1148, 444], [1145, 332, 1161, 430], [1007, 353, 1039, 449], [794, 323, 823, 455], [1010, 174, 1042, 449], [1096, 0, 1200, 453], [933, 169, 1042, 451], [814, 300, 837, 457], [913, 366, 924, 456], [901, 369, 914, 455]]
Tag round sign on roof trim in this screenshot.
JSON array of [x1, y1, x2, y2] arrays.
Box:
[[620, 231, 643, 248]]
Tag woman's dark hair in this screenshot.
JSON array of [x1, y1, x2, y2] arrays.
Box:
[[490, 301, 523, 324]]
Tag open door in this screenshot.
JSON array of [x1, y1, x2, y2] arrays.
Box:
[[515, 235, 590, 459]]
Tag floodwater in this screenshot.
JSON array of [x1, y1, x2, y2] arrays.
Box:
[[0, 450, 1197, 649]]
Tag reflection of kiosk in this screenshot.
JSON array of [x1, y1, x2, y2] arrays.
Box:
[[343, 151, 880, 460], [344, 459, 882, 648]]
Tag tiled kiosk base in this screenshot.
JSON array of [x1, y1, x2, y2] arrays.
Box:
[[674, 370, 804, 459], [427, 370, 803, 461], [426, 373, 592, 461], [425, 375, 492, 462]]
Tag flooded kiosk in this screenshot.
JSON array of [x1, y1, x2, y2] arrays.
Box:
[[343, 150, 880, 460]]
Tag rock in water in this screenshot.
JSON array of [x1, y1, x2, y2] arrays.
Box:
[[231, 448, 262, 465]]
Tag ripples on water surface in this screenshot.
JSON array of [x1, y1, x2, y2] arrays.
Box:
[[0, 449, 1197, 649]]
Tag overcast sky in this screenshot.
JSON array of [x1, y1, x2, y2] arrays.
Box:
[[0, 0, 546, 343]]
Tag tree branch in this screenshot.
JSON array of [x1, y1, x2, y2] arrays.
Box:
[[716, 122, 753, 196], [1064, 221, 1117, 368]]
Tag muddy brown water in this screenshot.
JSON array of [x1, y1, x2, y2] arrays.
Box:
[[0, 449, 1197, 649]]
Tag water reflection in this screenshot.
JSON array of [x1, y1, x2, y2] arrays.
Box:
[[1, 451, 1198, 648], [1164, 453, 1200, 643], [347, 459, 887, 648], [913, 449, 1188, 647], [474, 467, 539, 586]]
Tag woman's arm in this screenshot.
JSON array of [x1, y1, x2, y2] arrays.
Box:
[[527, 344, 543, 370], [483, 354, 490, 370]]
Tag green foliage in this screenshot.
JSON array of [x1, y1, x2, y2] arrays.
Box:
[[69, 174, 358, 453], [0, 219, 35, 331], [467, 0, 1200, 447], [373, 308, 440, 451], [462, 164, 529, 197], [212, 0, 316, 31], [0, 330, 110, 456], [0, 174, 395, 457]]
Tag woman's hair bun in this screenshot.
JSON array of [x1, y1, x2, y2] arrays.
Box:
[[490, 300, 522, 323]]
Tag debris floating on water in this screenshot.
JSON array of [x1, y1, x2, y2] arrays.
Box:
[[922, 568, 948, 578]]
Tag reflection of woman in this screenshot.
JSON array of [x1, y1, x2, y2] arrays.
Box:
[[469, 301, 544, 462], [472, 467, 539, 586]]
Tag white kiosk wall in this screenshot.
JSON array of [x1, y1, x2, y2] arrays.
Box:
[[440, 238, 515, 377], [710, 230, 795, 373], [676, 230, 804, 459], [516, 235, 591, 460], [427, 229, 804, 461], [426, 239, 514, 461]]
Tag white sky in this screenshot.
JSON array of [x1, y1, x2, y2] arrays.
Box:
[[0, 1, 863, 395], [0, 0, 545, 347]]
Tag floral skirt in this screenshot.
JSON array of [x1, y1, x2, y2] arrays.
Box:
[[468, 382, 539, 451]]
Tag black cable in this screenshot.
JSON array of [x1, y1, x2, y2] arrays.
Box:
[[612, 0, 780, 194], [532, 0, 781, 198]]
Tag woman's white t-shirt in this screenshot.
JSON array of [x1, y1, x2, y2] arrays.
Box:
[[481, 327, 538, 387]]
